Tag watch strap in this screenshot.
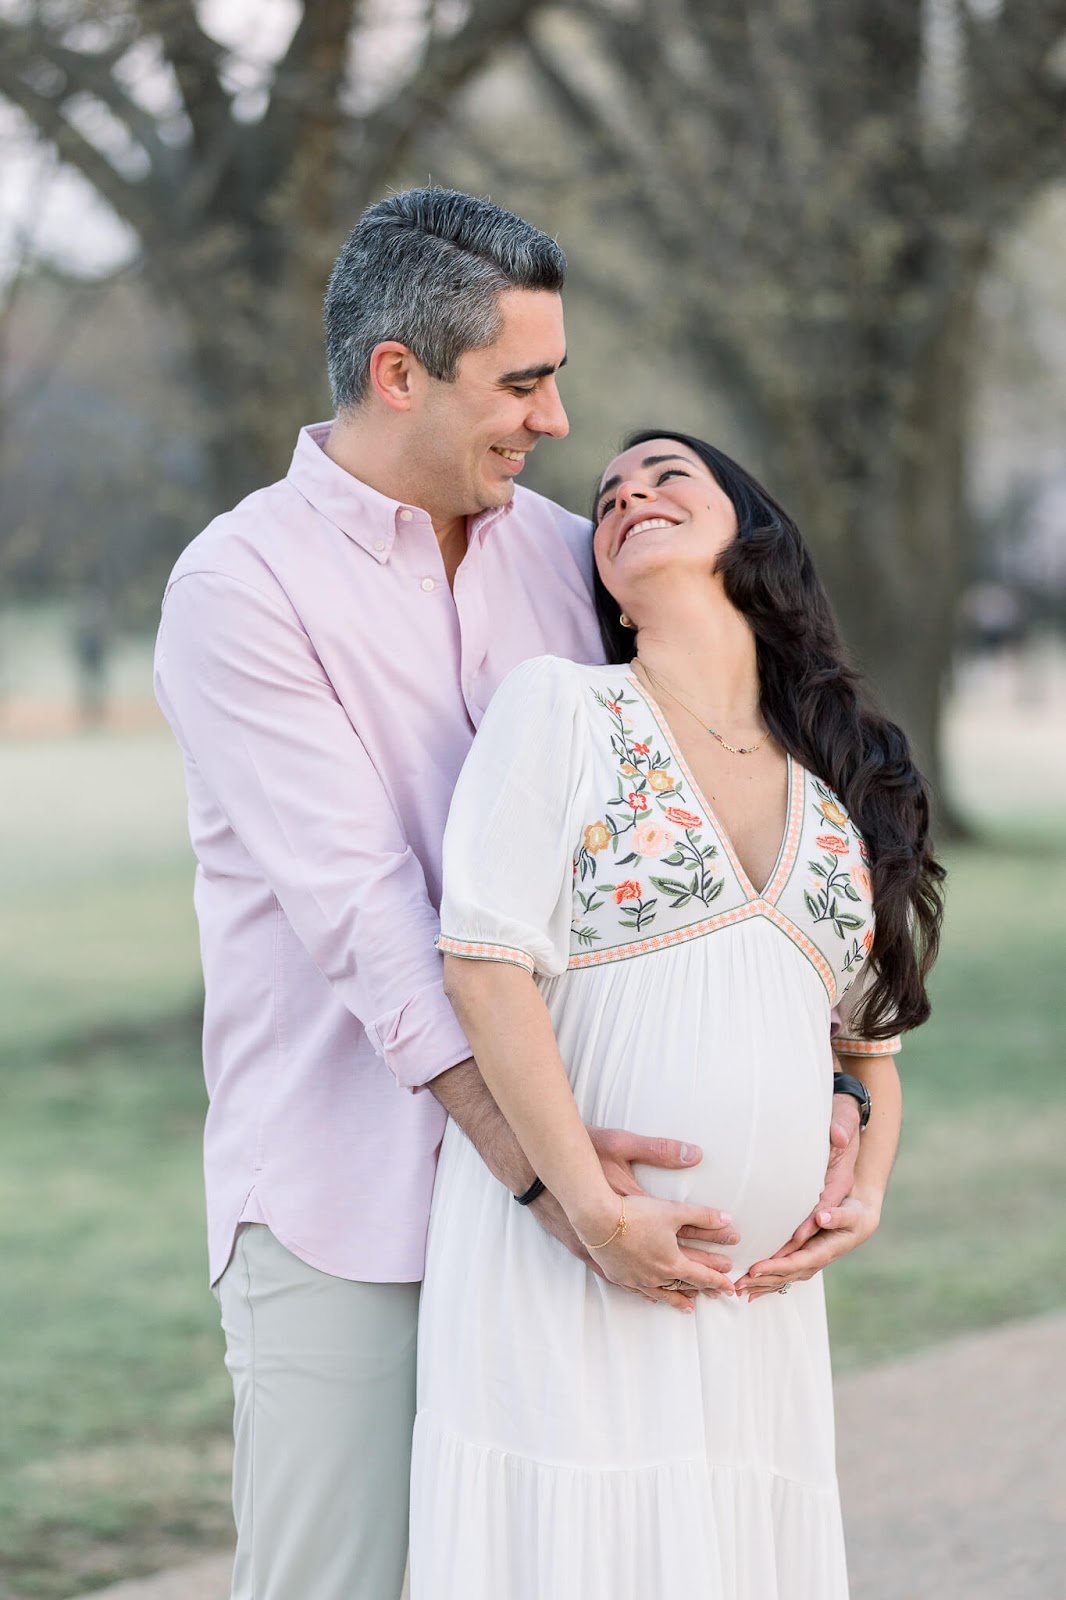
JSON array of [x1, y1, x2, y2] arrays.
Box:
[[833, 1071, 871, 1129]]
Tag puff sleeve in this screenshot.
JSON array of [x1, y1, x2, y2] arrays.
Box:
[[831, 958, 902, 1056], [436, 656, 590, 979]]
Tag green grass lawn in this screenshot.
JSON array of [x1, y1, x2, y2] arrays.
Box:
[[827, 844, 1066, 1365]]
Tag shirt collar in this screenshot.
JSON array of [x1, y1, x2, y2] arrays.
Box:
[[287, 422, 515, 563]]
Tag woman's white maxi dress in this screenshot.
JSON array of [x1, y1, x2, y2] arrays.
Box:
[[410, 657, 900, 1600]]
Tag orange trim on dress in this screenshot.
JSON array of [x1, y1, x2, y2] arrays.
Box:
[[567, 897, 840, 1002], [436, 935, 535, 975], [832, 1035, 902, 1057]]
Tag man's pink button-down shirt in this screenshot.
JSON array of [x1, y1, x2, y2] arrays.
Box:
[[154, 423, 603, 1284]]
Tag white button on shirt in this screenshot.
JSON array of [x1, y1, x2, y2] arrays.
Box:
[[154, 422, 605, 1286]]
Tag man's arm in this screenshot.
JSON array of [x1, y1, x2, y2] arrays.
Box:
[[155, 570, 470, 1090], [429, 1055, 739, 1266]]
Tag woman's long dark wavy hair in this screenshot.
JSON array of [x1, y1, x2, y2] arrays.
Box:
[[593, 429, 945, 1040]]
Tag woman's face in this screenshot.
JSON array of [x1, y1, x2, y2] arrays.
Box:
[[593, 438, 738, 612]]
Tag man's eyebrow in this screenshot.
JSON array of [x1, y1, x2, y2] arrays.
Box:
[[596, 454, 694, 509], [496, 353, 568, 383]]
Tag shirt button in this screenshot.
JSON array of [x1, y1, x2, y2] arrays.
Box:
[[420, 577, 435, 593], [399, 509, 414, 522], [373, 540, 386, 552]]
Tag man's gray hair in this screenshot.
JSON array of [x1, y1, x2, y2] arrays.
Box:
[[324, 188, 567, 411]]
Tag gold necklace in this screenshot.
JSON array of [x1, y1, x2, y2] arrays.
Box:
[[637, 659, 771, 756]]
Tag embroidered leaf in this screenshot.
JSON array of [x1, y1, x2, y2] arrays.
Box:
[[804, 890, 821, 918], [662, 851, 686, 866], [617, 852, 639, 866], [809, 861, 827, 879], [650, 877, 690, 896], [706, 878, 724, 902], [843, 883, 860, 901], [834, 912, 865, 933]]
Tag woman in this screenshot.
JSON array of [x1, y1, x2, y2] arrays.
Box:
[[409, 431, 944, 1598]]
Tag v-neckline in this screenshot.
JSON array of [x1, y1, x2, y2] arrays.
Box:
[[626, 671, 801, 905]]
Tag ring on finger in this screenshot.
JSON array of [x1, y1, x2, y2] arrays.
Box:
[[660, 1277, 691, 1292]]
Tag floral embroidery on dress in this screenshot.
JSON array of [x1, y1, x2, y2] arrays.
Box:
[[571, 687, 723, 943], [806, 780, 871, 968]]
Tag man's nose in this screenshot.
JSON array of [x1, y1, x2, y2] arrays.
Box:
[[530, 380, 569, 439]]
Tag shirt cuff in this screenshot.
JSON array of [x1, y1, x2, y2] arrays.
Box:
[[364, 977, 472, 1091], [833, 1035, 903, 1058]]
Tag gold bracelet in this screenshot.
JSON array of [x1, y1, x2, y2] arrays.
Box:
[[583, 1197, 627, 1251]]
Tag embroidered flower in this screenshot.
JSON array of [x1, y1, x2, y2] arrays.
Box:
[[664, 806, 703, 830], [647, 769, 673, 793], [820, 798, 848, 831], [816, 834, 849, 856], [606, 700, 622, 714], [858, 836, 871, 865], [850, 864, 873, 900], [632, 821, 675, 857], [620, 762, 639, 776], [628, 792, 649, 812], [613, 880, 643, 904], [863, 928, 875, 953], [583, 821, 611, 854], [633, 742, 650, 755]]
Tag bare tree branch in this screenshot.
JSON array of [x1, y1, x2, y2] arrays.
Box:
[[0, 29, 158, 241], [139, 0, 230, 149], [357, 0, 551, 180]]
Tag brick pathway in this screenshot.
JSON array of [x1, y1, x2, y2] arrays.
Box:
[[73, 1310, 1066, 1600]]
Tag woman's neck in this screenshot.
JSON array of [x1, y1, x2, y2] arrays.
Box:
[[632, 591, 762, 728]]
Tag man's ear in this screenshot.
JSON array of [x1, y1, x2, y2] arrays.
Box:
[[368, 342, 422, 411]]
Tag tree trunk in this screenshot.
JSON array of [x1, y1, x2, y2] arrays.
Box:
[[759, 283, 981, 837]]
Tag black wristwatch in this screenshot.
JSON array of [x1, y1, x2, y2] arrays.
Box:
[[833, 1071, 871, 1130]]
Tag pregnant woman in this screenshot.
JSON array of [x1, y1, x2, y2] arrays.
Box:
[[410, 430, 945, 1598]]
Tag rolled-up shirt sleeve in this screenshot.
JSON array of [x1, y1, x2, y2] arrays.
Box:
[[155, 570, 470, 1090]]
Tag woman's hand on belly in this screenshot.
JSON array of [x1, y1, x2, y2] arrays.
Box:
[[733, 1184, 883, 1300], [585, 1193, 739, 1309]]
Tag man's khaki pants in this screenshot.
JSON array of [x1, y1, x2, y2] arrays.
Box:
[[216, 1224, 419, 1600]]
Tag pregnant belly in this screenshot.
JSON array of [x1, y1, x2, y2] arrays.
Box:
[[627, 1064, 829, 1275], [554, 967, 834, 1275]]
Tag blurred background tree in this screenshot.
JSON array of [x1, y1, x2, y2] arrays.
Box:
[[443, 0, 1066, 810], [0, 0, 548, 591], [3, 0, 1065, 802]]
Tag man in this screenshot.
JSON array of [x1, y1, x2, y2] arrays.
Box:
[[155, 188, 862, 1600]]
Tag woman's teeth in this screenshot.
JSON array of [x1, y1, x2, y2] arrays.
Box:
[[624, 517, 674, 541]]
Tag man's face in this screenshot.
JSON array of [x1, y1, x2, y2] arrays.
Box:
[[413, 289, 569, 518]]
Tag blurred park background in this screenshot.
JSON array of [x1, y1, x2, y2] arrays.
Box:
[[1, 2, 1064, 1596]]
